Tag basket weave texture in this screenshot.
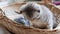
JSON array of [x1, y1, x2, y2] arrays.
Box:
[[0, 3, 60, 34]]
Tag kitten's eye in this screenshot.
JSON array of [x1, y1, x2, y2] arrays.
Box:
[[38, 10, 40, 13], [20, 11, 23, 14], [15, 11, 20, 14]]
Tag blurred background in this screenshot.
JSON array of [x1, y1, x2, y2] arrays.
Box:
[[0, 0, 60, 8], [0, 0, 60, 2]]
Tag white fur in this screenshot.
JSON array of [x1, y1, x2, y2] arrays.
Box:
[[19, 2, 57, 29], [4, 8, 31, 27], [4, 9, 24, 21]]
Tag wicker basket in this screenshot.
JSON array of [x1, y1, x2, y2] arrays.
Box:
[[0, 2, 60, 34]]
